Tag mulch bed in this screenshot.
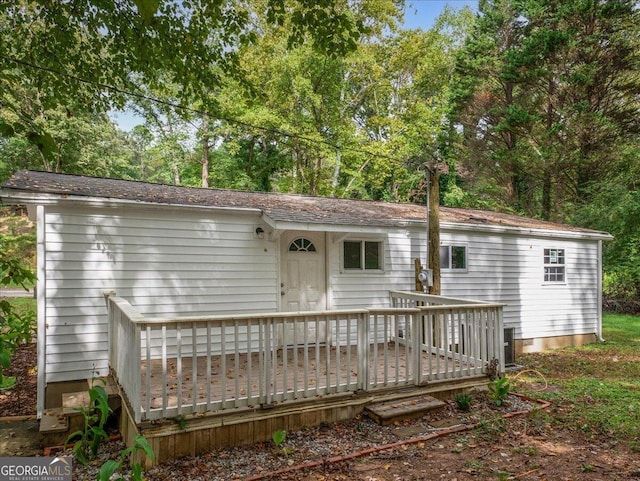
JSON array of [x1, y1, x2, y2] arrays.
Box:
[[0, 343, 37, 417]]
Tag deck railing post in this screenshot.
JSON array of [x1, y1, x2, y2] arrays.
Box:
[[105, 294, 142, 424], [411, 311, 421, 385], [497, 308, 505, 375], [357, 312, 369, 391]]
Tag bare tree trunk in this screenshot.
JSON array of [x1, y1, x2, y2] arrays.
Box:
[[172, 165, 180, 185], [331, 149, 341, 196], [246, 136, 255, 176], [201, 115, 209, 188]]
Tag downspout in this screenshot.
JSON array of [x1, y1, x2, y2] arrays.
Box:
[[596, 239, 605, 343]]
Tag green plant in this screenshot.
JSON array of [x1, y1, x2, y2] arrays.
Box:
[[465, 458, 484, 470], [513, 445, 539, 456], [272, 429, 286, 448], [172, 415, 187, 430], [98, 434, 156, 481], [496, 470, 510, 481], [272, 429, 294, 456], [0, 247, 36, 388], [488, 377, 510, 406], [454, 392, 473, 412], [65, 378, 112, 464], [475, 415, 507, 440], [581, 463, 595, 473]]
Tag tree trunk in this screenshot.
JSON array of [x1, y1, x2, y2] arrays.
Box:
[[172, 165, 180, 185], [427, 167, 441, 295], [200, 115, 210, 188], [331, 149, 341, 197]]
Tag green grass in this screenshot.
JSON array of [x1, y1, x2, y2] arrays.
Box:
[[516, 313, 640, 446], [4, 297, 36, 316]]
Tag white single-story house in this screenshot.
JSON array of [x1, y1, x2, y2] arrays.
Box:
[[1, 171, 612, 425]]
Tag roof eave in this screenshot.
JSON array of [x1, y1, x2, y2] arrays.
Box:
[[265, 218, 424, 234], [0, 189, 265, 217], [1, 189, 425, 234], [441, 220, 614, 241]]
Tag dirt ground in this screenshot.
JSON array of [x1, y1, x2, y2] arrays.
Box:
[[2, 344, 640, 480]]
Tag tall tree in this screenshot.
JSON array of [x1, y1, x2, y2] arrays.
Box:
[[0, 0, 369, 168], [452, 0, 640, 221]]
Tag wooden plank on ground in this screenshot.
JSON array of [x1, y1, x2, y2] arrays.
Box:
[[364, 395, 446, 426]]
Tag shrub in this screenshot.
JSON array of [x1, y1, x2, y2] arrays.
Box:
[[454, 392, 473, 411], [487, 377, 510, 406]]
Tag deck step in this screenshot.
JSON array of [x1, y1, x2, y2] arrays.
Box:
[[39, 408, 69, 434], [40, 407, 73, 447], [62, 391, 90, 413], [40, 377, 122, 447], [365, 395, 446, 426]]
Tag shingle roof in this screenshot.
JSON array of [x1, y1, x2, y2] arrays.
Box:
[[1, 170, 609, 237]]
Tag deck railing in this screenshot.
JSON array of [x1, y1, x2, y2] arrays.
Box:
[[106, 291, 503, 423], [390, 291, 505, 381]]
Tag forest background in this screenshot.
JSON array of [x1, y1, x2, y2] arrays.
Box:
[[0, 0, 638, 307]]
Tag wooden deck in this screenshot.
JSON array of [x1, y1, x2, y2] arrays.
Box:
[[139, 342, 479, 413], [107, 291, 504, 465]]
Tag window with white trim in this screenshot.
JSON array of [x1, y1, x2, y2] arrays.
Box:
[[544, 248, 565, 283], [343, 240, 382, 271], [440, 245, 467, 271]]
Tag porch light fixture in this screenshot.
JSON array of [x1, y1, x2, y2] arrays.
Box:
[[255, 227, 265, 239]]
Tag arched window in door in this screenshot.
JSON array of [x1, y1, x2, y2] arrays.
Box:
[[288, 238, 317, 252]]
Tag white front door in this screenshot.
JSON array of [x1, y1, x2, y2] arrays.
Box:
[[280, 231, 326, 344]]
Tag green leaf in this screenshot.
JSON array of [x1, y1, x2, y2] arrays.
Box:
[[64, 430, 84, 446], [131, 463, 143, 481], [25, 132, 58, 161], [134, 434, 156, 462], [133, 0, 160, 24], [272, 429, 286, 447], [98, 460, 121, 481], [0, 350, 10, 369]]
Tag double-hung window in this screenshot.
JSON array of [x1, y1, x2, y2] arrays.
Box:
[[440, 245, 467, 271], [544, 248, 565, 283], [343, 240, 383, 271]]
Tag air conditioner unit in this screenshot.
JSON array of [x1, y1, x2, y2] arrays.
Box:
[[504, 327, 516, 366]]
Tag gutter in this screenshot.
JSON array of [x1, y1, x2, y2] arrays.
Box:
[[441, 221, 614, 242], [0, 189, 265, 216]]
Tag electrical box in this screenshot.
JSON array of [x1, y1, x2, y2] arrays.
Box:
[[504, 327, 516, 366], [418, 268, 433, 287]]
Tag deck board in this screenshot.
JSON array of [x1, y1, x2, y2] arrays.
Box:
[[139, 343, 479, 413]]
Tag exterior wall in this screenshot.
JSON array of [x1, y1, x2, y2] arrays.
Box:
[[41, 204, 278, 384], [39, 200, 601, 387], [439, 228, 600, 342], [327, 228, 426, 309]]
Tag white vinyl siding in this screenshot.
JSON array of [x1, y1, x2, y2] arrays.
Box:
[[41, 205, 278, 383], [439, 229, 600, 341], [330, 230, 423, 309]]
